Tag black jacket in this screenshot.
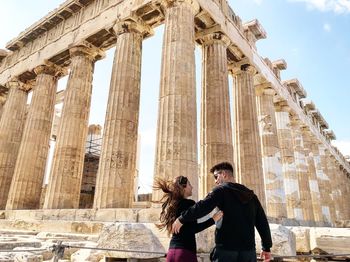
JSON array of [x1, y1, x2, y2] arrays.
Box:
[[170, 198, 214, 252], [178, 182, 272, 252]]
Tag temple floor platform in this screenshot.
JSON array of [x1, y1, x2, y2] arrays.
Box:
[[0, 208, 349, 261]]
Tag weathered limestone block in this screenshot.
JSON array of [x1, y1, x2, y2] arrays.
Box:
[[14, 253, 43, 262], [309, 227, 350, 254], [75, 209, 96, 221], [58, 209, 77, 221], [137, 208, 162, 223], [143, 223, 171, 253], [94, 208, 138, 222], [95, 223, 167, 259], [70, 222, 103, 234], [0, 219, 104, 235], [94, 209, 116, 222], [71, 248, 104, 262], [257, 224, 296, 256], [0, 241, 41, 250], [197, 224, 296, 256], [35, 232, 94, 241], [41, 210, 60, 220], [8, 210, 39, 221], [0, 254, 13, 262], [289, 227, 311, 253], [196, 226, 215, 253]]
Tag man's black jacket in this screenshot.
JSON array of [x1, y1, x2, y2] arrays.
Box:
[[178, 182, 272, 252]]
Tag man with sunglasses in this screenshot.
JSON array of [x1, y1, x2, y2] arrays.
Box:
[[172, 162, 272, 262]]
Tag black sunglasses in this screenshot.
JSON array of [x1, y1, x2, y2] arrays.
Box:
[[213, 170, 223, 179], [178, 176, 188, 187]]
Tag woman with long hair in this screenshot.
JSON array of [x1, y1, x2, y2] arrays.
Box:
[[154, 175, 223, 262]]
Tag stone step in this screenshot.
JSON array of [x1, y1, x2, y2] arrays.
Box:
[[0, 241, 41, 250], [0, 230, 37, 236], [0, 219, 104, 234], [35, 232, 98, 241], [0, 254, 14, 262]]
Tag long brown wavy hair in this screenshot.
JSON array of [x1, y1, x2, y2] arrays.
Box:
[[153, 176, 188, 234]]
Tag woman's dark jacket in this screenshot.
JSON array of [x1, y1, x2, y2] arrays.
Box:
[[170, 198, 214, 252]]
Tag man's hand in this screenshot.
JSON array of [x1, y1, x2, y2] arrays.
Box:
[[171, 218, 183, 234], [260, 250, 271, 262]]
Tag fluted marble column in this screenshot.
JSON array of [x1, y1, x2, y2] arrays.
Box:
[[337, 166, 347, 221], [318, 145, 335, 223], [6, 64, 62, 210], [153, 0, 199, 202], [343, 171, 350, 220], [199, 33, 233, 197], [94, 20, 151, 208], [311, 141, 332, 223], [44, 45, 102, 209], [231, 64, 266, 207], [326, 154, 342, 221], [0, 81, 28, 209], [0, 96, 6, 120], [275, 101, 303, 220], [290, 118, 314, 223], [256, 85, 286, 218], [301, 128, 323, 223]]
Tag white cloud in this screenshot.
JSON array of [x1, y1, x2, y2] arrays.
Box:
[[332, 140, 350, 156], [288, 0, 350, 13], [254, 0, 263, 5], [323, 23, 332, 32]]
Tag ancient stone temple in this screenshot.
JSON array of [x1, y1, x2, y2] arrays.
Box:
[[0, 0, 349, 260]]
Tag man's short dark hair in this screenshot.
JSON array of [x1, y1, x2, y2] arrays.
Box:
[[210, 162, 234, 174]]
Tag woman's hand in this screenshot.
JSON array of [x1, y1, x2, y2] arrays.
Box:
[[212, 210, 223, 222], [260, 250, 271, 262]]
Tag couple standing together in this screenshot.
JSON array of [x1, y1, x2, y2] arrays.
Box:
[[154, 162, 272, 262]]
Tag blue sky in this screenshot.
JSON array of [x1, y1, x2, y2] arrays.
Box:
[[1, 0, 349, 192]]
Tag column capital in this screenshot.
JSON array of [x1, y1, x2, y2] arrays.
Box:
[[300, 125, 311, 133], [69, 43, 105, 62], [274, 100, 292, 113], [197, 32, 231, 47], [5, 78, 31, 92], [255, 84, 276, 96], [229, 61, 256, 76], [112, 18, 153, 38], [290, 116, 308, 131], [160, 0, 200, 14], [34, 62, 67, 78]]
